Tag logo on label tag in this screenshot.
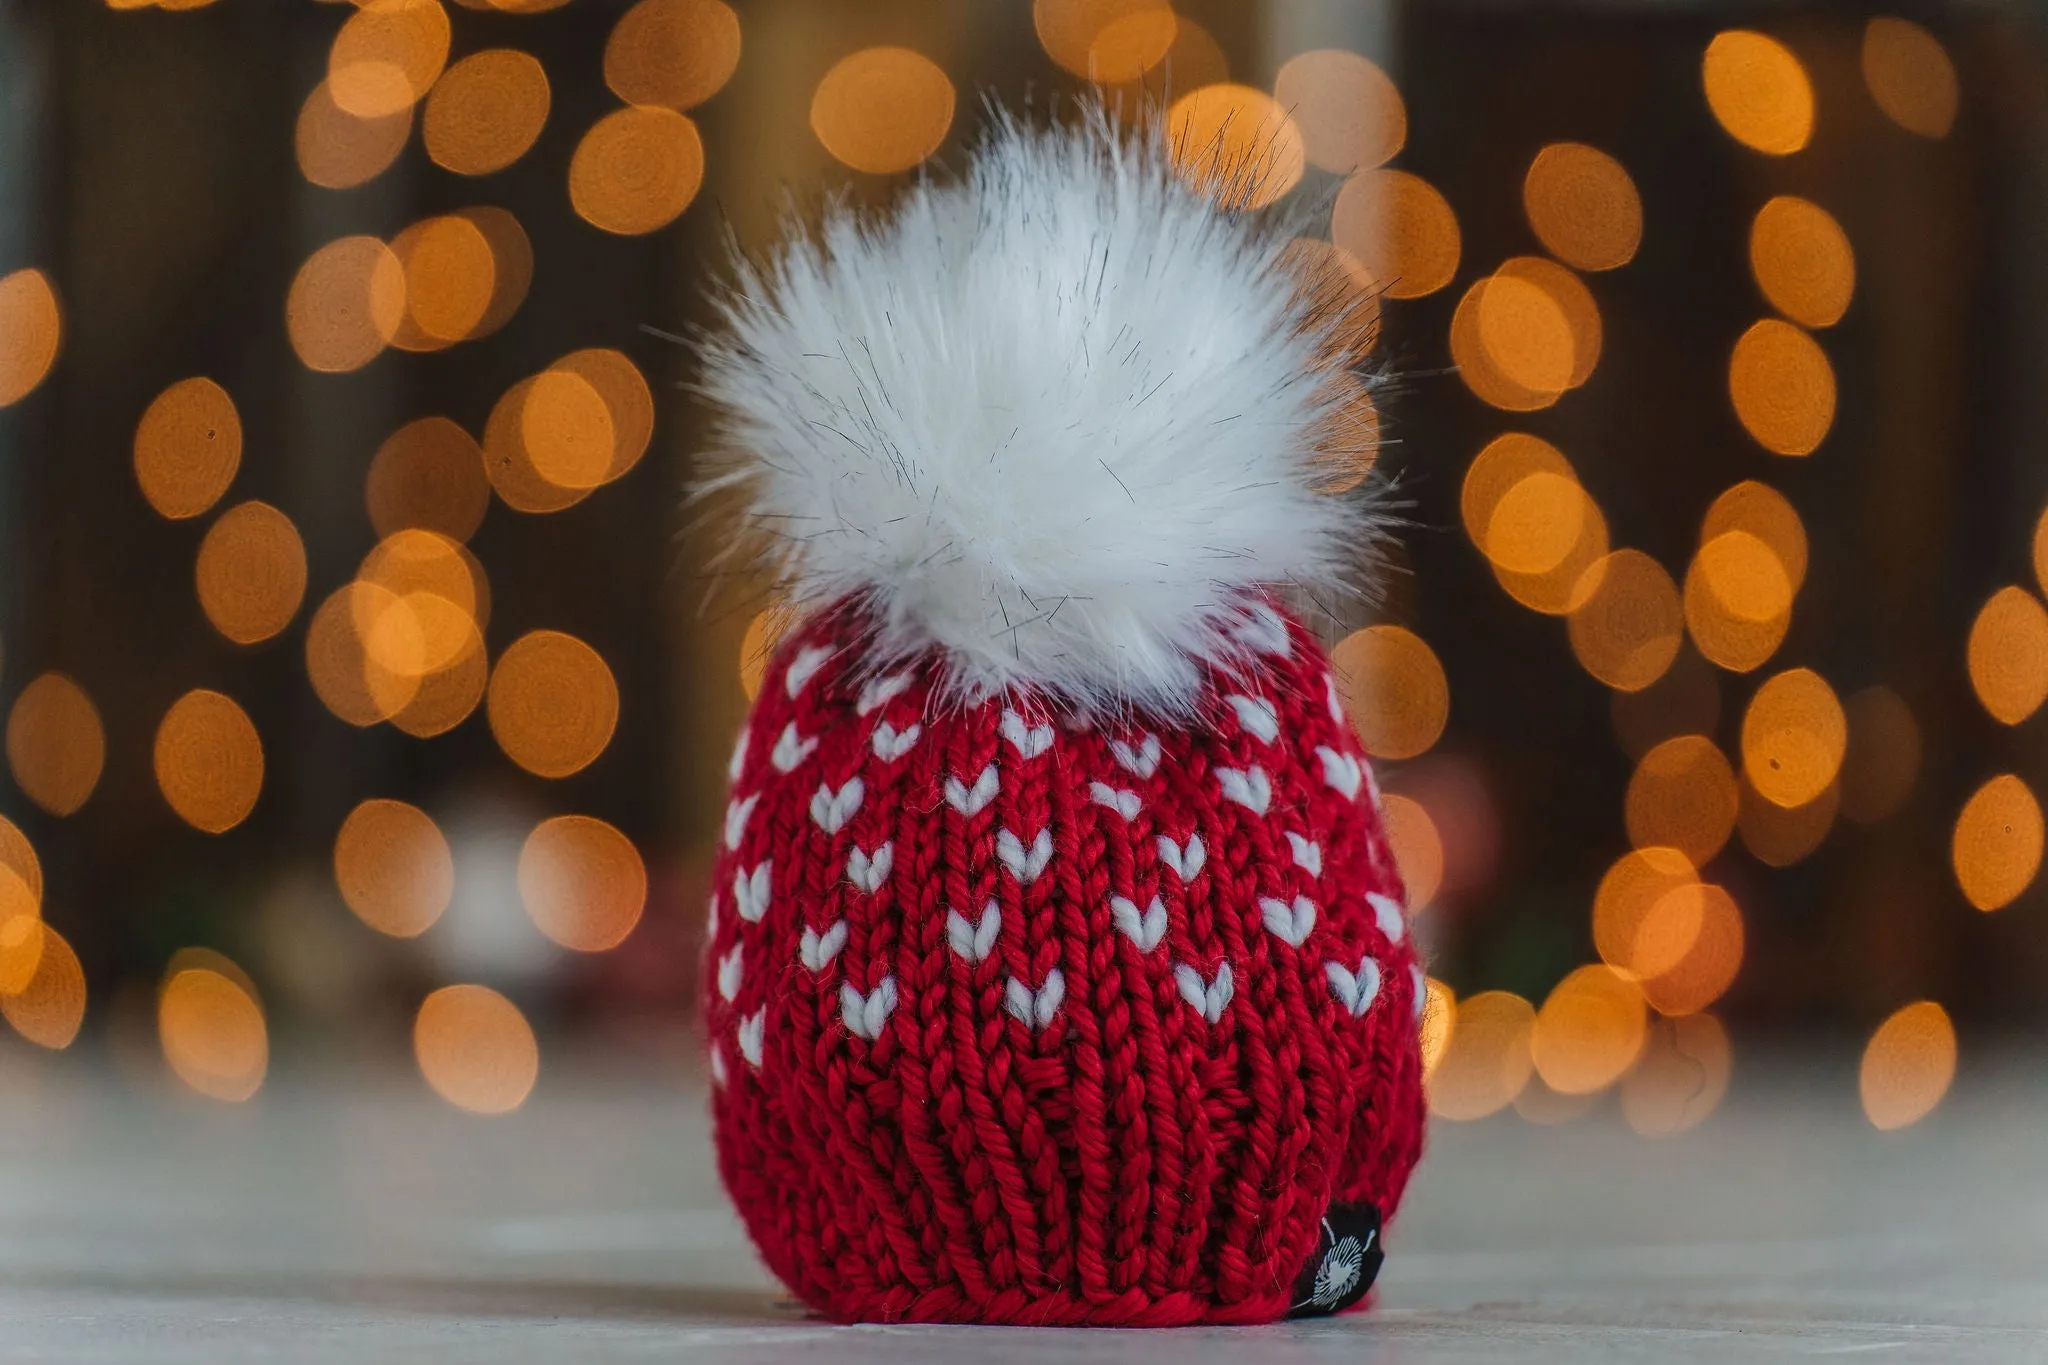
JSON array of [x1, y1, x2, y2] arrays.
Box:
[[1286, 1202, 1384, 1318]]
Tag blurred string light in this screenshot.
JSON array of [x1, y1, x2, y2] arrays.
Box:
[[157, 950, 268, 1102], [1380, 792, 1442, 909], [1741, 667, 1846, 808], [738, 605, 797, 701], [1282, 237, 1381, 375], [366, 416, 491, 542], [154, 689, 264, 834], [1272, 50, 1405, 175], [1460, 433, 1609, 614], [486, 629, 619, 778], [134, 377, 240, 519], [6, 673, 104, 817], [1702, 29, 1814, 156], [2036, 503, 2048, 599], [196, 502, 308, 645], [393, 634, 490, 737], [306, 582, 425, 726], [423, 49, 551, 176], [1839, 685, 1920, 823], [0, 268, 61, 407], [523, 370, 615, 489], [483, 351, 653, 511], [1566, 550, 1683, 693], [517, 815, 647, 951], [304, 549, 492, 735], [413, 983, 539, 1114], [1729, 318, 1836, 456], [1625, 734, 1737, 866], [328, 0, 451, 121], [1684, 530, 1794, 673], [1530, 964, 1647, 1097], [1635, 881, 1745, 1015], [1306, 372, 1379, 495], [1621, 1013, 1731, 1137], [810, 48, 957, 178], [297, 79, 412, 190], [1859, 1000, 1956, 1129], [1952, 774, 2042, 911], [484, 378, 582, 514], [0, 822, 41, 1002], [1703, 481, 1808, 591], [381, 209, 530, 352], [1453, 275, 1584, 418], [1736, 772, 1837, 867], [1593, 846, 1698, 976], [1966, 586, 2048, 725], [354, 577, 477, 691], [335, 798, 454, 937], [1862, 17, 1958, 139], [0, 878, 40, 995], [1167, 84, 1303, 212], [1418, 977, 1454, 1078], [361, 528, 491, 643], [1425, 989, 1534, 1121], [451, 207, 534, 337], [605, 0, 741, 110], [1034, 0, 1175, 83], [1331, 169, 1459, 300], [288, 235, 406, 373], [0, 812, 70, 1055], [1330, 625, 1447, 761], [388, 215, 499, 350], [0, 920, 84, 1050], [1750, 196, 1855, 329], [1521, 142, 1641, 273], [1102, 13, 1226, 100], [447, 0, 573, 12], [0, 814, 44, 915], [1452, 258, 1602, 411], [554, 347, 655, 482]]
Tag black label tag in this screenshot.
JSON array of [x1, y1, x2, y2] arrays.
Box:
[[1285, 1202, 1384, 1318]]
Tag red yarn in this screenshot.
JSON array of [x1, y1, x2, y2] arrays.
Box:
[[705, 598, 1426, 1325]]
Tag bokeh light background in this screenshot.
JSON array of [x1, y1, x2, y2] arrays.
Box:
[[0, 0, 2038, 1140]]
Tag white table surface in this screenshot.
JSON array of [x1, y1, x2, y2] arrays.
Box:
[[1, 1042, 2042, 1363]]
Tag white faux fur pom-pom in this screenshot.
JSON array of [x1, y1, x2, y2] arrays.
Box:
[[698, 105, 1383, 716]]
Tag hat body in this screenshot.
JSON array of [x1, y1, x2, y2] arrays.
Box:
[[705, 598, 1425, 1325]]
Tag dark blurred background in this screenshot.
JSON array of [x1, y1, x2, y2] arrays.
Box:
[[0, 0, 2037, 1135]]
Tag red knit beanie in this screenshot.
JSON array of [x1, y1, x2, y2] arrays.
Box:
[[697, 107, 1426, 1326]]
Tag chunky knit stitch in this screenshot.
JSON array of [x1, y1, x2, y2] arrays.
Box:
[[705, 597, 1426, 1325]]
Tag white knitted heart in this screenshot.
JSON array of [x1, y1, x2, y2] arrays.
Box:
[[733, 861, 771, 923], [944, 765, 999, 817], [1226, 694, 1280, 744], [997, 828, 1053, 884], [1157, 833, 1206, 882], [1260, 895, 1317, 948], [840, 977, 897, 1040], [1111, 894, 1167, 951], [784, 644, 834, 698], [810, 777, 864, 834], [1003, 968, 1065, 1029], [799, 921, 848, 972], [846, 843, 894, 893], [1089, 782, 1142, 821], [946, 901, 1001, 964], [1174, 961, 1234, 1023]]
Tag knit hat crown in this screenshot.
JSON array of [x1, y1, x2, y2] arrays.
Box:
[[698, 107, 1424, 1326]]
